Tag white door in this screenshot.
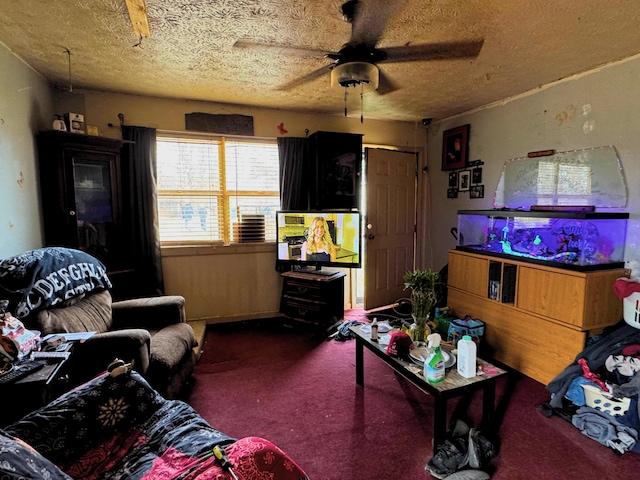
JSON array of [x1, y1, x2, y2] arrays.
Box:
[[364, 148, 417, 310]]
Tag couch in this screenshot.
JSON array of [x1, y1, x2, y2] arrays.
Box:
[[1, 369, 308, 479], [0, 247, 196, 399]]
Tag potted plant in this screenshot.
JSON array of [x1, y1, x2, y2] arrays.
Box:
[[403, 269, 440, 343]]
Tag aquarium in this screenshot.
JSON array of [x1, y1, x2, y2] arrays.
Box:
[[456, 210, 629, 270]]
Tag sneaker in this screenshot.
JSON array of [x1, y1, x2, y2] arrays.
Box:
[[467, 428, 497, 470], [449, 419, 471, 439], [425, 437, 469, 479], [442, 469, 490, 480]]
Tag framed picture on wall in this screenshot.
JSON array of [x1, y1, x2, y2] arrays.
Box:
[[458, 170, 471, 192], [448, 172, 458, 187], [472, 167, 483, 184], [470, 185, 485, 199], [441, 124, 470, 171], [447, 187, 458, 199]]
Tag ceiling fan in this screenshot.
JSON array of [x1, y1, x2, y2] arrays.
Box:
[[234, 0, 484, 95]]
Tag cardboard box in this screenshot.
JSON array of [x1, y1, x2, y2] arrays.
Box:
[[65, 113, 85, 134], [86, 125, 99, 136]]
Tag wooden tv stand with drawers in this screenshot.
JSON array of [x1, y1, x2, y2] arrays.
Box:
[[447, 249, 625, 385], [280, 270, 346, 334]]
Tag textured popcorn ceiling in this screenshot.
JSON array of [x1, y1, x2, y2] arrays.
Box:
[[1, 0, 640, 122]]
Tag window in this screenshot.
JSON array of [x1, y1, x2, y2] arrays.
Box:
[[156, 135, 279, 244]]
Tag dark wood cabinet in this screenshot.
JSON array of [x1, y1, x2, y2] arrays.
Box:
[[36, 131, 134, 297], [309, 131, 363, 210], [280, 271, 346, 333]]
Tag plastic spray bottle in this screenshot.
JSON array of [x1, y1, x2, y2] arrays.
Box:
[[424, 333, 445, 384]]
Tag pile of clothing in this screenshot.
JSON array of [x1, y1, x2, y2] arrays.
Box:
[[544, 322, 640, 455]]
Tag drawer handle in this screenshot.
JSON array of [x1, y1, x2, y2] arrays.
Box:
[[298, 287, 309, 294]]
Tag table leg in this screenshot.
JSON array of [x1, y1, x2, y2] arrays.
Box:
[[355, 337, 364, 386], [433, 396, 447, 455], [481, 382, 496, 431]]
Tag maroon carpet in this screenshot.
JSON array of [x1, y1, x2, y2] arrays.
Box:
[[187, 322, 640, 479]]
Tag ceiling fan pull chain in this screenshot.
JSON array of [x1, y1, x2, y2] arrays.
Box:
[[360, 83, 364, 123], [344, 90, 348, 117]]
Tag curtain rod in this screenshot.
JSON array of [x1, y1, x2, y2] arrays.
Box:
[[156, 129, 276, 143]]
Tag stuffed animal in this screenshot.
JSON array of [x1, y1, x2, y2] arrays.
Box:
[[625, 259, 640, 282]]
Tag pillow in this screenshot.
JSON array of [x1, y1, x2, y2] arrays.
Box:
[[0, 247, 112, 319], [5, 372, 164, 468], [0, 430, 72, 479], [35, 289, 113, 335]]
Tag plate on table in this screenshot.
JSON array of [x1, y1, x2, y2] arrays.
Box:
[[409, 345, 456, 369]]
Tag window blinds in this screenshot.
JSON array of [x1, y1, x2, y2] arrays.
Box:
[[157, 136, 279, 244]]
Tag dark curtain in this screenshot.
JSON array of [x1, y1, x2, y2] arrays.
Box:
[[121, 126, 165, 296], [278, 137, 309, 210]]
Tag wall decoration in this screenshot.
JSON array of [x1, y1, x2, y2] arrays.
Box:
[[277, 122, 288, 135], [448, 172, 458, 187], [447, 187, 458, 199], [441, 124, 470, 171], [185, 112, 254, 135], [458, 170, 471, 192], [470, 185, 485, 199], [472, 167, 483, 184]]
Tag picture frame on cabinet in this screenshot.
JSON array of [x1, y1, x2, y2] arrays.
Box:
[[458, 170, 471, 192], [441, 124, 470, 171]]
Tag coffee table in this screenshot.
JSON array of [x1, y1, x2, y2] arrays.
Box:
[[349, 324, 507, 454]]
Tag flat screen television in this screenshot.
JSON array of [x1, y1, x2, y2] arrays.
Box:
[[276, 210, 362, 275]]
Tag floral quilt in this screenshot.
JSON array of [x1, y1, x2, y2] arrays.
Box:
[[3, 371, 308, 480]]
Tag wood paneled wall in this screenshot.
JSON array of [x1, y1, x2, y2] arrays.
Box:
[[161, 244, 354, 323]]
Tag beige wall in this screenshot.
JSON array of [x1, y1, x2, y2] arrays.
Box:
[[76, 89, 422, 146], [425, 56, 640, 273], [71, 90, 424, 323], [0, 43, 53, 258]]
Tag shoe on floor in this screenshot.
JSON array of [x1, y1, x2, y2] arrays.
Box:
[[442, 469, 490, 480], [468, 428, 497, 470], [449, 419, 471, 439], [425, 437, 469, 479]]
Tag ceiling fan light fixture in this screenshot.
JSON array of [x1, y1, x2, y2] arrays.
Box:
[[331, 62, 379, 90]]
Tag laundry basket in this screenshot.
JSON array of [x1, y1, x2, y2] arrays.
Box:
[[623, 291, 640, 329], [581, 384, 630, 417]]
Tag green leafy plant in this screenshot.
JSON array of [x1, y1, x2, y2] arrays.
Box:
[[403, 269, 440, 319]]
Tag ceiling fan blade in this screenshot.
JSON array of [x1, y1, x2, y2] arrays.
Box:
[[349, 0, 408, 47], [376, 69, 400, 95], [124, 0, 150, 38], [380, 40, 484, 63], [233, 40, 333, 60], [276, 66, 330, 91]]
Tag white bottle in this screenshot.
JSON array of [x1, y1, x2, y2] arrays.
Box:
[[370, 318, 378, 342], [457, 335, 477, 379]]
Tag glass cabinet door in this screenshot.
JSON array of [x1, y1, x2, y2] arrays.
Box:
[[72, 159, 115, 260]]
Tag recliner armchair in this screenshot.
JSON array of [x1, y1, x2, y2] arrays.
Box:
[[30, 289, 197, 399], [0, 246, 196, 399]]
